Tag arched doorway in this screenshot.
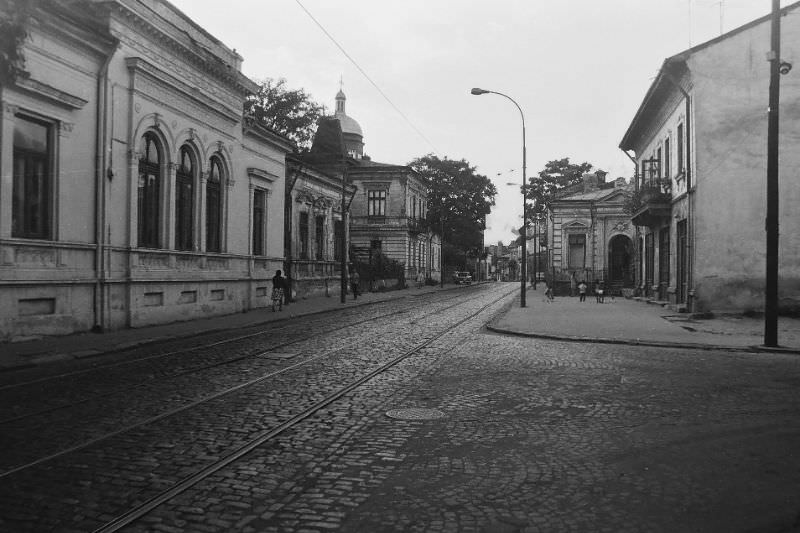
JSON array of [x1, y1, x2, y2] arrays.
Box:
[[608, 234, 634, 287]]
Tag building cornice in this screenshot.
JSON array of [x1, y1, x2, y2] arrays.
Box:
[[103, 0, 258, 95]]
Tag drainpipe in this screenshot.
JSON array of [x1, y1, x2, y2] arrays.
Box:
[[93, 41, 118, 333]]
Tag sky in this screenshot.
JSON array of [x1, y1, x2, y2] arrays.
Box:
[[170, 0, 784, 245]]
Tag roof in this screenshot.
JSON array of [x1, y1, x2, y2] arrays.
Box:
[[619, 1, 800, 151], [335, 112, 363, 137]]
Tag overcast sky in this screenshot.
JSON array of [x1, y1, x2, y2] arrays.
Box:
[[170, 0, 783, 245]]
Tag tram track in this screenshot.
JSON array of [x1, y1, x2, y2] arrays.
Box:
[[0, 288, 479, 425], [93, 286, 515, 533], [0, 288, 469, 392], [0, 286, 513, 482], [0, 286, 515, 533]]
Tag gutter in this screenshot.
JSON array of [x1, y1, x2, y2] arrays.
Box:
[[93, 40, 119, 333]]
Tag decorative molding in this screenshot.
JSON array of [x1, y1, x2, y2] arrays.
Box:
[[138, 253, 170, 269], [15, 77, 89, 109], [126, 57, 240, 133], [58, 122, 75, 138], [3, 103, 19, 118], [612, 221, 630, 233], [247, 167, 278, 183], [15, 247, 57, 267]]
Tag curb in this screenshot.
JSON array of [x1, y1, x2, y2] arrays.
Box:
[[485, 324, 800, 355], [1, 284, 471, 373]]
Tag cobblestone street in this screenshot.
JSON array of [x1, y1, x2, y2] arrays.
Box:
[[1, 285, 799, 532]]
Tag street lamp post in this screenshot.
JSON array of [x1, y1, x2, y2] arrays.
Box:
[[473, 87, 527, 307]]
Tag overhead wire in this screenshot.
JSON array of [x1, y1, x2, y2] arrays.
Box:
[[293, 0, 439, 155]]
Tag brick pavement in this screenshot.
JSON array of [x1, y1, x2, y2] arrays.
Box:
[[122, 292, 800, 532]]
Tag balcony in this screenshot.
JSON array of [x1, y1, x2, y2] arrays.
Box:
[[630, 179, 672, 227], [407, 217, 428, 235]]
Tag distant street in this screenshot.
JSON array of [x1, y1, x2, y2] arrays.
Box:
[[1, 283, 798, 533]]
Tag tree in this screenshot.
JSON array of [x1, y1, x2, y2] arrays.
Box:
[[409, 154, 497, 265], [244, 78, 323, 151], [524, 157, 593, 218], [0, 0, 34, 87]]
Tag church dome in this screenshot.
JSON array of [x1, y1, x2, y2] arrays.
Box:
[[334, 89, 363, 138], [335, 112, 363, 137]]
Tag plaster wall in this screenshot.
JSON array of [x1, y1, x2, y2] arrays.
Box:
[[690, 13, 800, 312]]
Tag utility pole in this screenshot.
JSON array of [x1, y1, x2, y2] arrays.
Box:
[[440, 217, 444, 288], [765, 0, 780, 347], [340, 165, 348, 304]]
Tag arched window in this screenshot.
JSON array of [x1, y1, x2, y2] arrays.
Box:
[[206, 156, 222, 253], [175, 146, 195, 251], [138, 133, 161, 248]]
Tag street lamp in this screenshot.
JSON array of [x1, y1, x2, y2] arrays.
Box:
[[472, 87, 527, 307]]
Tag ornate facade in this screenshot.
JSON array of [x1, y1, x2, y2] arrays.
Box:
[[0, 0, 291, 339], [285, 155, 356, 299], [546, 172, 634, 294]]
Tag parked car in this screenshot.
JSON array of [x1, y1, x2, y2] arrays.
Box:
[[452, 271, 473, 285]]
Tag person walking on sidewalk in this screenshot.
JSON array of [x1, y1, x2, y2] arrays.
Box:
[[351, 269, 360, 300], [271, 270, 287, 312], [578, 281, 587, 302], [595, 281, 605, 303]]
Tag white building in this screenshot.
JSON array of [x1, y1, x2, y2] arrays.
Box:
[[620, 2, 800, 313], [0, 0, 291, 339]]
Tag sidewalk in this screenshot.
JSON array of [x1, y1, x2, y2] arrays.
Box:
[[489, 286, 800, 354], [0, 283, 456, 372]]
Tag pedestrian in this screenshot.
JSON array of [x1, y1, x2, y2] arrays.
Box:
[[351, 269, 360, 300], [596, 281, 605, 303], [417, 270, 425, 289], [271, 270, 286, 312], [578, 281, 587, 302], [544, 283, 554, 303]]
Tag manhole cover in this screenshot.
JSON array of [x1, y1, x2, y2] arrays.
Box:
[[385, 408, 445, 420]]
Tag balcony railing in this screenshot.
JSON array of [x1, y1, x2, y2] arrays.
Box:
[[629, 178, 672, 227], [289, 259, 341, 279], [351, 215, 430, 234]]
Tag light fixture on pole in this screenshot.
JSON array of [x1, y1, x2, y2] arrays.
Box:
[[472, 87, 527, 307]]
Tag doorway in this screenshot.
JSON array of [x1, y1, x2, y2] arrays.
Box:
[[608, 234, 634, 287]]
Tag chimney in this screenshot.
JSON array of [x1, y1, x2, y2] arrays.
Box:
[[582, 172, 598, 192]]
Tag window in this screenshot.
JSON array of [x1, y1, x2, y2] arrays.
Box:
[[412, 195, 417, 218], [315, 215, 325, 260], [368, 190, 386, 216], [664, 138, 671, 180], [138, 133, 161, 248], [13, 115, 52, 239], [656, 147, 662, 178], [175, 146, 195, 250], [252, 189, 267, 255], [370, 239, 382, 251], [567, 234, 586, 269], [419, 242, 424, 269], [658, 227, 670, 285], [333, 220, 343, 262], [677, 123, 685, 175], [645, 232, 655, 287], [299, 212, 309, 259], [206, 156, 222, 252]]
